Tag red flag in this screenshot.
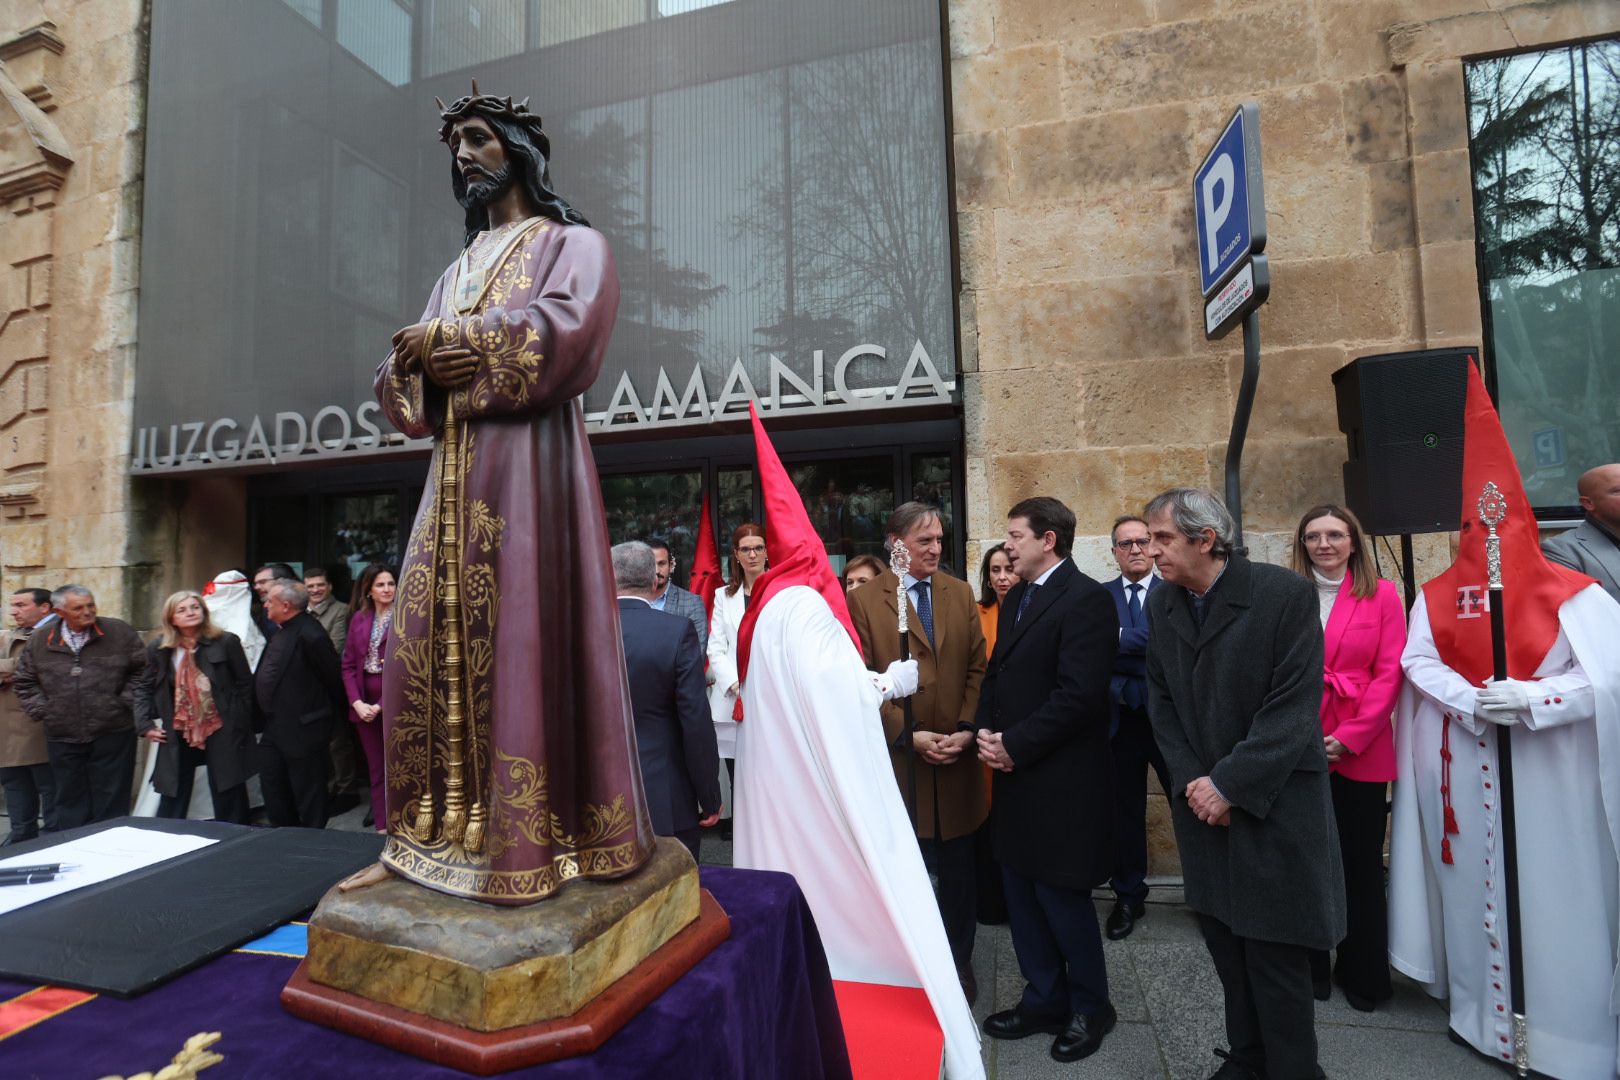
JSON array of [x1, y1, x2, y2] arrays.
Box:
[[735, 404, 863, 691], [1421, 357, 1594, 687], [688, 489, 723, 623]]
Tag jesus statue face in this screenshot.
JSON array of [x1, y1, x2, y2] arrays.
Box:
[[450, 116, 515, 213]]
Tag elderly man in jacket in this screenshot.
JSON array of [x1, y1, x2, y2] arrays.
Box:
[[1, 588, 57, 843], [254, 579, 347, 828], [14, 586, 149, 828], [1144, 489, 1343, 1080]]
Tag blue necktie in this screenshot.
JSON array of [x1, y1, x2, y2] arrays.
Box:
[[913, 579, 935, 649], [1127, 582, 1143, 627], [1014, 582, 1037, 625]]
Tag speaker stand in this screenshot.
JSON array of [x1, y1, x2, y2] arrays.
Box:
[[1399, 533, 1416, 613]]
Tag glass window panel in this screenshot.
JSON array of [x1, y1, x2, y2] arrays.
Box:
[[530, 0, 645, 49], [322, 492, 403, 592], [658, 0, 732, 15], [787, 456, 893, 570], [337, 0, 413, 86], [910, 452, 957, 576], [599, 470, 704, 579], [283, 0, 323, 27], [253, 495, 310, 572], [333, 149, 408, 311], [423, 0, 525, 76], [1466, 42, 1620, 510]]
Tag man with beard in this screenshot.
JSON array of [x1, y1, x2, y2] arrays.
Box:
[[645, 538, 708, 652], [343, 85, 655, 903]]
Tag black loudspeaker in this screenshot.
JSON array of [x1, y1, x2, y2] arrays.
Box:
[[1331, 348, 1478, 535]]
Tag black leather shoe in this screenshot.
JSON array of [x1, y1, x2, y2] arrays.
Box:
[[1105, 899, 1145, 940], [1342, 987, 1376, 1012], [1312, 978, 1331, 1001], [982, 1007, 1065, 1040], [1208, 1047, 1268, 1079], [1050, 1004, 1117, 1062]]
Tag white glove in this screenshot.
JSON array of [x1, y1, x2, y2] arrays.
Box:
[[871, 659, 920, 702], [1475, 679, 1531, 726]]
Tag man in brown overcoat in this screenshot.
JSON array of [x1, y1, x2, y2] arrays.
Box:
[[1, 588, 56, 844], [848, 501, 988, 1002]]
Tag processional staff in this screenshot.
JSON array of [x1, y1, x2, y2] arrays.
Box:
[[889, 538, 918, 834], [1479, 480, 1528, 1076]]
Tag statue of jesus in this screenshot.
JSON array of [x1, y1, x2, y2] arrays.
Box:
[[342, 85, 655, 904]]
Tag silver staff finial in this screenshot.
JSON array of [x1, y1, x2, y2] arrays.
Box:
[[889, 538, 910, 635], [1479, 481, 1507, 590]]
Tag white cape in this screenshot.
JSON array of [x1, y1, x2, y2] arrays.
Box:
[[734, 586, 984, 1080], [1389, 585, 1620, 1078]]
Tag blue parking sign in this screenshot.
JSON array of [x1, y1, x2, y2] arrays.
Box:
[[1532, 427, 1565, 468], [1195, 104, 1266, 297]]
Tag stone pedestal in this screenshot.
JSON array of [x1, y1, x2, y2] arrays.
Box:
[[282, 837, 729, 1073]]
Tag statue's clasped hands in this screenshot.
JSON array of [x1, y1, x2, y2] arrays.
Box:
[[391, 321, 480, 389]]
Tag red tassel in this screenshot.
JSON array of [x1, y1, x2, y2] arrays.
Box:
[[1439, 718, 1460, 863], [732, 697, 744, 723]]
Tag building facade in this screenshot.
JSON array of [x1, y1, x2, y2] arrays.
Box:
[[2, 0, 1616, 868]]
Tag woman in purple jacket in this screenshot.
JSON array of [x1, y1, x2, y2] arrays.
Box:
[[341, 564, 395, 832]]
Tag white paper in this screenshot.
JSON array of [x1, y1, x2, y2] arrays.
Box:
[[0, 826, 220, 917]]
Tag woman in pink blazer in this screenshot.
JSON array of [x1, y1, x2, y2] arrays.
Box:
[[1292, 503, 1406, 1012], [341, 564, 395, 833]]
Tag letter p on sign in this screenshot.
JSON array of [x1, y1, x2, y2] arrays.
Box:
[[1201, 154, 1234, 275]]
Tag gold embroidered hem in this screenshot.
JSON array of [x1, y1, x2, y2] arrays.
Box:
[[381, 835, 648, 903]]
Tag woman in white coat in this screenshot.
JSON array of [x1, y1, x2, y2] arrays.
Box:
[[707, 522, 766, 837]]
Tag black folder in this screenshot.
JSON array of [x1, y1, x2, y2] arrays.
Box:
[[0, 817, 382, 996]]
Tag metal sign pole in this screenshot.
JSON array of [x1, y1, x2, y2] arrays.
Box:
[[1225, 309, 1261, 557]]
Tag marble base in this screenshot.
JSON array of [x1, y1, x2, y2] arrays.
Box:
[[299, 837, 703, 1032], [282, 888, 731, 1075]]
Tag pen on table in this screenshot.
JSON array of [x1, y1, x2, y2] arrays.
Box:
[[0, 870, 63, 886], [0, 863, 77, 877]]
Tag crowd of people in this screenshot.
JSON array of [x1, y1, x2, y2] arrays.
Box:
[[2, 453, 1617, 1079], [0, 563, 404, 841]]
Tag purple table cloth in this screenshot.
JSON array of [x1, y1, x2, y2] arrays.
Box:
[[0, 867, 853, 1079]]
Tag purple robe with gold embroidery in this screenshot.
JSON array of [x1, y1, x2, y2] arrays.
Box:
[[373, 219, 655, 905]]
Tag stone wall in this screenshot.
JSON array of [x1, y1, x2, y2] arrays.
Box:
[[0, 0, 149, 621], [947, 0, 1619, 872]]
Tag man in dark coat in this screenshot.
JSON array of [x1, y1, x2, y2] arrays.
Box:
[[612, 543, 721, 861], [975, 496, 1119, 1063], [1143, 488, 1344, 1080], [13, 586, 148, 828], [254, 580, 347, 828]]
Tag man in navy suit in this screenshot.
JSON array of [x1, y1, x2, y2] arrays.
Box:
[[1102, 514, 1171, 940], [613, 542, 722, 861], [976, 497, 1120, 1063]]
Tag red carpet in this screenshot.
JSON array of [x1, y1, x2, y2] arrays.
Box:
[[833, 981, 944, 1080]]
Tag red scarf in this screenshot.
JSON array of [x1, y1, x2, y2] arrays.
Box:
[[172, 642, 222, 750]]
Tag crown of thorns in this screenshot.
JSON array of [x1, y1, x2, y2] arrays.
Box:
[[437, 79, 549, 153]]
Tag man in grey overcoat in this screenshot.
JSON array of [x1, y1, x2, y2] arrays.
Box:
[[1542, 462, 1620, 603], [1143, 489, 1344, 1080]]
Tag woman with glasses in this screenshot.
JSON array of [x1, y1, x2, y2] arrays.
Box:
[[1290, 503, 1406, 1010], [707, 523, 767, 838]]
